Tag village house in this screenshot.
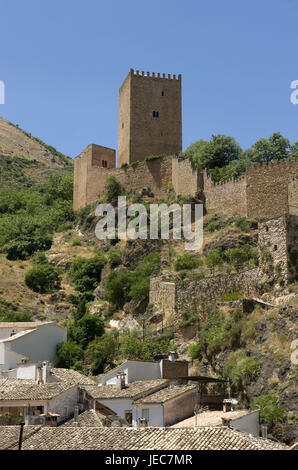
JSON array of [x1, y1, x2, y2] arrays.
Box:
[[0, 361, 94, 425], [84, 376, 198, 427], [97, 356, 188, 386], [0, 321, 66, 377]]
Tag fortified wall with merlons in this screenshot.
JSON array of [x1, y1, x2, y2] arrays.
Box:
[[73, 69, 298, 221]]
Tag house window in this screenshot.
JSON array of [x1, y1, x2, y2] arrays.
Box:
[[153, 111, 159, 118], [124, 410, 132, 425]]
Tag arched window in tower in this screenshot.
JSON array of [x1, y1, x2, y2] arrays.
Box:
[[153, 111, 159, 118]]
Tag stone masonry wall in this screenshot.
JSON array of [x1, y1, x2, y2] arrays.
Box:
[[288, 177, 298, 216], [172, 157, 203, 197], [203, 173, 247, 217], [246, 159, 298, 219]]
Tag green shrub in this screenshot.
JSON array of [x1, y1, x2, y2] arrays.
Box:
[[108, 248, 122, 268], [86, 334, 118, 373], [234, 216, 250, 232], [174, 253, 202, 271], [205, 250, 224, 268], [57, 340, 83, 368], [223, 349, 261, 385], [33, 251, 48, 265], [0, 311, 32, 322], [25, 264, 61, 293], [221, 292, 243, 302], [104, 176, 125, 203], [120, 332, 173, 361], [225, 244, 257, 269], [69, 256, 107, 292], [188, 342, 201, 360], [6, 235, 52, 260], [144, 154, 165, 162], [105, 269, 132, 307], [179, 310, 199, 328], [252, 393, 287, 425]]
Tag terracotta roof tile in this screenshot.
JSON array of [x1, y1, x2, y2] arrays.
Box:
[[0, 426, 288, 450], [0, 379, 72, 401], [135, 384, 197, 404], [84, 379, 169, 400]]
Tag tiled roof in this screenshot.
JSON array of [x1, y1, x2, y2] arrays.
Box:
[[0, 379, 72, 401], [172, 410, 258, 428], [84, 379, 169, 400], [135, 384, 197, 404], [51, 368, 96, 386], [0, 426, 288, 450], [61, 410, 108, 427]]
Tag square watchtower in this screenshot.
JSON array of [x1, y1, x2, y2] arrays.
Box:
[[118, 69, 182, 167]]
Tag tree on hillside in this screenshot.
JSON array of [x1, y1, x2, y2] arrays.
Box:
[[250, 132, 291, 163], [183, 135, 242, 170]]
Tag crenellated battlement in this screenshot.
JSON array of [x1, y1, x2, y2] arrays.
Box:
[[130, 68, 181, 81]]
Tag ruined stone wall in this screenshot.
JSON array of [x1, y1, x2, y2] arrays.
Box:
[[204, 172, 247, 217], [287, 215, 298, 282], [150, 269, 259, 320], [246, 159, 298, 219], [172, 157, 203, 197]]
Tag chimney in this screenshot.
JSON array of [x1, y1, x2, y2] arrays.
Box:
[[73, 405, 79, 426], [138, 418, 148, 428], [42, 361, 51, 384], [168, 353, 175, 362], [116, 372, 126, 390]]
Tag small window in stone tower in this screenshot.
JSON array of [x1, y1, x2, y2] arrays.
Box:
[[274, 245, 278, 251], [161, 91, 164, 96], [153, 111, 159, 118], [122, 122, 124, 128]]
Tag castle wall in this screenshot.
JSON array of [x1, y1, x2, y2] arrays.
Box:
[[246, 159, 298, 219], [73, 144, 116, 211], [117, 73, 131, 168], [74, 155, 174, 210], [288, 177, 298, 216], [172, 157, 202, 197], [204, 173, 247, 217]]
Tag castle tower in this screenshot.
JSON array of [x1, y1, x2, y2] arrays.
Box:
[[117, 69, 182, 167]]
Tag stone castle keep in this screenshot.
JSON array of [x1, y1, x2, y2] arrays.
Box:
[[74, 69, 298, 221]]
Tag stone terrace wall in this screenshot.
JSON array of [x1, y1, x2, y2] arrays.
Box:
[[172, 157, 202, 197], [246, 159, 298, 219], [204, 172, 247, 217]]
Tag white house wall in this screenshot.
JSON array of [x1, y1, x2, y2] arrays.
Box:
[[4, 323, 66, 365], [99, 361, 162, 385]]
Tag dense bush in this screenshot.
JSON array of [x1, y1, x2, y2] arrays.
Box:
[[223, 349, 261, 385], [57, 341, 83, 368], [6, 235, 52, 260], [0, 311, 32, 322], [104, 176, 125, 203], [120, 332, 173, 361], [224, 244, 257, 269], [25, 264, 61, 293], [0, 172, 74, 252], [69, 256, 107, 292], [205, 250, 224, 269], [105, 252, 161, 307], [86, 334, 118, 373], [252, 393, 287, 425], [174, 253, 202, 271], [108, 248, 122, 268]]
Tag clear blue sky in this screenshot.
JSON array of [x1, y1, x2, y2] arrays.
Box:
[[0, 0, 297, 161]]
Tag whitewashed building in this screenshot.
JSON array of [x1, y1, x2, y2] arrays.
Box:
[[0, 322, 66, 376], [98, 358, 188, 386]]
